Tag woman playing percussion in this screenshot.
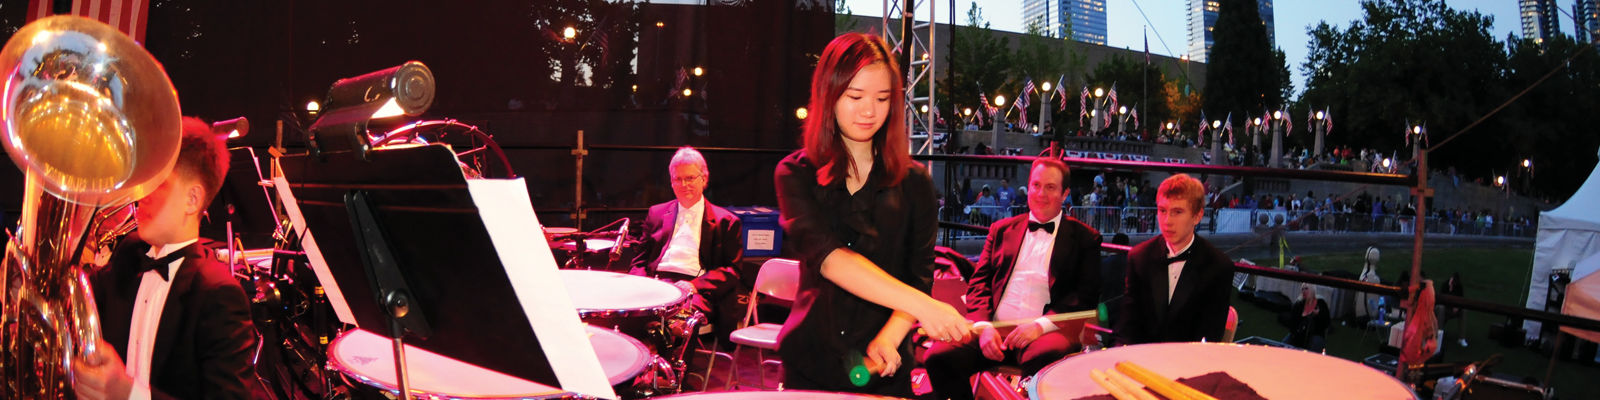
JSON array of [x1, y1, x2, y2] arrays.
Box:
[[773, 32, 970, 396]]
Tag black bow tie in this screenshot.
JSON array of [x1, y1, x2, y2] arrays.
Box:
[[1164, 250, 1193, 265], [1028, 221, 1056, 234], [139, 248, 188, 281]]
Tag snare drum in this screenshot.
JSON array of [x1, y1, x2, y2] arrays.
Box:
[[328, 325, 650, 399]]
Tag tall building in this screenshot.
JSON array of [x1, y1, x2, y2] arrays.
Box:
[[1577, 0, 1599, 46], [1186, 0, 1275, 63], [1022, 0, 1107, 46], [1521, 0, 1561, 44]]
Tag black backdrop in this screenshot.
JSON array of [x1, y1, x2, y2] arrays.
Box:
[[0, 0, 833, 232]]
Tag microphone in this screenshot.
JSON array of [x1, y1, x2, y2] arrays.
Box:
[[608, 218, 629, 264]]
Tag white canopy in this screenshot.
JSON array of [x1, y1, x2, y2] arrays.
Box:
[[1525, 147, 1600, 341]]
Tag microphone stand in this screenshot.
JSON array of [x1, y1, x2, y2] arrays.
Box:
[[607, 218, 629, 267]]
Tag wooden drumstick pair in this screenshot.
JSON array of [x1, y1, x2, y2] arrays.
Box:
[[855, 310, 1101, 385], [914, 309, 1098, 339], [1090, 361, 1217, 400]]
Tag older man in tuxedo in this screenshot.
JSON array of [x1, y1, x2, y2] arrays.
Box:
[[632, 146, 745, 331], [923, 157, 1101, 400]]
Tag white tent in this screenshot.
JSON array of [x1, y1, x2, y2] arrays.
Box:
[[1525, 147, 1600, 341]]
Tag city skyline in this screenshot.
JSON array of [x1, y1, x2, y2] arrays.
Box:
[[845, 1, 1536, 95], [1023, 0, 1108, 45]]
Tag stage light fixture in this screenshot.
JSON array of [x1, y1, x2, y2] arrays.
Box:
[[307, 61, 435, 159]]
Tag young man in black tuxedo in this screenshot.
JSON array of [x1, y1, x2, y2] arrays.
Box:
[[1112, 173, 1233, 346], [73, 117, 256, 399]]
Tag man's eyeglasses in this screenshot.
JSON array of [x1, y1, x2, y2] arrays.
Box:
[[672, 174, 704, 184]]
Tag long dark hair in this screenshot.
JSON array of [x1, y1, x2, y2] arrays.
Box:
[[802, 32, 914, 187]]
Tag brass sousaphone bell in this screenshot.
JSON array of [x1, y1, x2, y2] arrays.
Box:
[[0, 15, 181, 397]]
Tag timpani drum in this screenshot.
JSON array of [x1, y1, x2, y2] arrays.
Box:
[[1027, 342, 1416, 400], [651, 390, 909, 399], [560, 270, 691, 346], [328, 325, 650, 399]]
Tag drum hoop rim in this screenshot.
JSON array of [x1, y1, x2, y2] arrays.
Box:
[[562, 270, 693, 310], [1024, 342, 1417, 400], [326, 325, 651, 396]]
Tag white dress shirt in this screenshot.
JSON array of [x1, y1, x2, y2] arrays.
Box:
[[657, 199, 705, 277], [1165, 236, 1195, 303], [986, 213, 1064, 333], [126, 238, 197, 400]]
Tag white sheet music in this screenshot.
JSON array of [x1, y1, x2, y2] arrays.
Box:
[[272, 175, 359, 326], [468, 178, 614, 399]]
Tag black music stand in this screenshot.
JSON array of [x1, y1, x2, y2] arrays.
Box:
[[202, 147, 279, 252], [277, 145, 611, 398]]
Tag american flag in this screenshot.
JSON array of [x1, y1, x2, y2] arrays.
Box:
[[1224, 112, 1234, 145], [1055, 76, 1068, 111], [1017, 80, 1033, 110], [1078, 86, 1090, 123], [1106, 84, 1119, 115], [1324, 108, 1333, 136], [26, 0, 149, 43], [674, 68, 689, 92], [1282, 107, 1293, 136]]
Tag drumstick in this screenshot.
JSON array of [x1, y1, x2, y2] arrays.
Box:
[[916, 309, 1097, 337], [1104, 369, 1163, 400], [1089, 369, 1136, 400], [1091, 369, 1158, 400], [1114, 361, 1217, 400]]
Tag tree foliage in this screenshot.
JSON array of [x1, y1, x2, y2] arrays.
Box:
[[1011, 20, 1087, 132], [1086, 54, 1174, 132], [942, 3, 1012, 126], [1203, 0, 1282, 117], [1497, 35, 1600, 199], [1295, 0, 1600, 198]]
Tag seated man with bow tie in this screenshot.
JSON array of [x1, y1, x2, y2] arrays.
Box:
[[924, 157, 1101, 400], [1112, 173, 1233, 346], [73, 117, 257, 400]]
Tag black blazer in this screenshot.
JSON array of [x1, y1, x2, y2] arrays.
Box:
[[630, 199, 744, 277], [1112, 235, 1233, 346], [91, 235, 256, 400], [964, 213, 1101, 322]]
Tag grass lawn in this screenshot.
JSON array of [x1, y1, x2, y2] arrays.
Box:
[[1230, 248, 1600, 399]]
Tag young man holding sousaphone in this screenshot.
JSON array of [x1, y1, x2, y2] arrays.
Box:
[[73, 118, 257, 400]]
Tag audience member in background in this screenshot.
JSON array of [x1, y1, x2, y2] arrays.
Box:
[[996, 178, 1015, 207], [1281, 283, 1330, 351]]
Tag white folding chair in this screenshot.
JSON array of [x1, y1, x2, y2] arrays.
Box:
[[725, 258, 800, 389]]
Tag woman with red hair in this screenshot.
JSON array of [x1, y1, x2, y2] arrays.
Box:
[[773, 32, 969, 395]]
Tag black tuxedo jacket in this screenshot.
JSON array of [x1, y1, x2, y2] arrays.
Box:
[[630, 199, 744, 278], [1112, 235, 1233, 346], [964, 213, 1102, 322], [90, 235, 256, 400]]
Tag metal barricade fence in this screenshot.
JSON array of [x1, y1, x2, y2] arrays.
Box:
[[943, 205, 1538, 242]]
